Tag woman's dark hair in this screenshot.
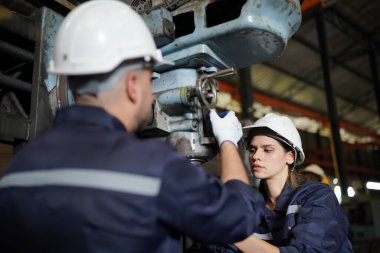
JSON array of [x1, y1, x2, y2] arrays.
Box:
[[276, 140, 305, 189]]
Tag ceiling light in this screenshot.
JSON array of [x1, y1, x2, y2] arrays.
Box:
[[347, 186, 355, 197], [366, 181, 380, 190]]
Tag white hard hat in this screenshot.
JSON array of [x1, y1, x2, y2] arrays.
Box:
[[48, 0, 173, 75], [243, 113, 305, 165], [302, 164, 326, 178]]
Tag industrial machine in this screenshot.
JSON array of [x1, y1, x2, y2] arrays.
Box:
[[0, 0, 302, 165], [133, 0, 302, 164]]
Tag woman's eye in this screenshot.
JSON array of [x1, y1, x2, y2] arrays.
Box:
[[264, 149, 273, 153], [247, 147, 256, 153]]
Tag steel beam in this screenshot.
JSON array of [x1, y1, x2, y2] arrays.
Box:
[[0, 0, 37, 16], [368, 41, 380, 121], [293, 35, 373, 84], [29, 7, 63, 140], [24, 0, 70, 16], [325, 7, 380, 56], [264, 62, 378, 115], [238, 67, 254, 120], [0, 5, 35, 41], [315, 10, 348, 196], [220, 81, 380, 144]]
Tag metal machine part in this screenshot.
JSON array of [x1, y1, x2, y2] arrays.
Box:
[[68, 0, 192, 13], [139, 0, 302, 163], [124, 0, 192, 13], [196, 68, 236, 108], [156, 0, 302, 72], [142, 8, 175, 48], [0, 1, 301, 164], [0, 6, 66, 143], [140, 67, 235, 163]]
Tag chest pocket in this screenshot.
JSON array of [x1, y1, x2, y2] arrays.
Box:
[[270, 205, 300, 246]]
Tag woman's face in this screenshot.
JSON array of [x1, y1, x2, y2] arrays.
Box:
[[247, 135, 294, 180]]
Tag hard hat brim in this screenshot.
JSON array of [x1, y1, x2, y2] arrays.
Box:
[[151, 50, 175, 66]]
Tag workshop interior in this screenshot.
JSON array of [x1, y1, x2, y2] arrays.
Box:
[[0, 0, 380, 252]]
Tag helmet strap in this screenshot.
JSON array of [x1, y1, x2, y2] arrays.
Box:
[[290, 149, 297, 172]]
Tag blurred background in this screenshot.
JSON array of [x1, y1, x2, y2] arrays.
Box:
[[0, 1, 380, 252]]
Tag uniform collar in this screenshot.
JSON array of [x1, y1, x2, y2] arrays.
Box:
[[54, 105, 127, 132], [274, 183, 296, 212], [259, 181, 296, 212]]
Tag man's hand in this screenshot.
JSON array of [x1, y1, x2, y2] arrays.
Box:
[[209, 109, 242, 148]]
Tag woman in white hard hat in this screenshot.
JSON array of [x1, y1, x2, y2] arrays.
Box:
[[209, 112, 353, 253]]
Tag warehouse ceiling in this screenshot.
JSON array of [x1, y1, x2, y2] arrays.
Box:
[[251, 0, 380, 142], [0, 0, 379, 143]]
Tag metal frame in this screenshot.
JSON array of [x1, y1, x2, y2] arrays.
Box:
[[29, 7, 63, 140], [0, 5, 63, 144]]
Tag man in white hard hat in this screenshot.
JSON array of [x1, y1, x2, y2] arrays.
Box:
[[301, 164, 330, 184], [0, 1, 265, 252]]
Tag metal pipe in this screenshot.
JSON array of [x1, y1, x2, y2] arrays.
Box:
[[0, 0, 37, 16], [315, 10, 348, 196], [0, 40, 34, 63], [0, 5, 35, 41], [368, 41, 380, 121], [0, 73, 32, 92], [238, 67, 254, 120]]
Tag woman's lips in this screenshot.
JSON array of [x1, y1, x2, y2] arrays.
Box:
[[252, 164, 264, 172]]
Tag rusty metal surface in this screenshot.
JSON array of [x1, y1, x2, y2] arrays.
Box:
[[29, 7, 63, 140]]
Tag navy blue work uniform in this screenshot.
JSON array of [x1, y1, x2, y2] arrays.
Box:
[[207, 181, 353, 253], [256, 181, 353, 253], [0, 105, 264, 253]]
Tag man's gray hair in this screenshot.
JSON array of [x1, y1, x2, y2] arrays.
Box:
[[67, 60, 152, 94]]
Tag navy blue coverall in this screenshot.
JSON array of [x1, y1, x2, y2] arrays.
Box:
[[0, 105, 264, 253], [206, 181, 354, 253]]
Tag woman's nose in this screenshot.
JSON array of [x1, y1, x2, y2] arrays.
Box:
[[250, 150, 260, 161], [252, 153, 258, 161]]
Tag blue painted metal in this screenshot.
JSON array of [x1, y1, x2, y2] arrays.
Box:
[[142, 8, 174, 48], [41, 9, 64, 93], [152, 68, 198, 93], [156, 0, 302, 71], [143, 0, 302, 163], [155, 44, 231, 72]]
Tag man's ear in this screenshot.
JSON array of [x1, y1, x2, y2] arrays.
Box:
[[125, 71, 139, 104]]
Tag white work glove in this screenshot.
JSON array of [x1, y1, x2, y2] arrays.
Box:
[[209, 109, 243, 148]]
